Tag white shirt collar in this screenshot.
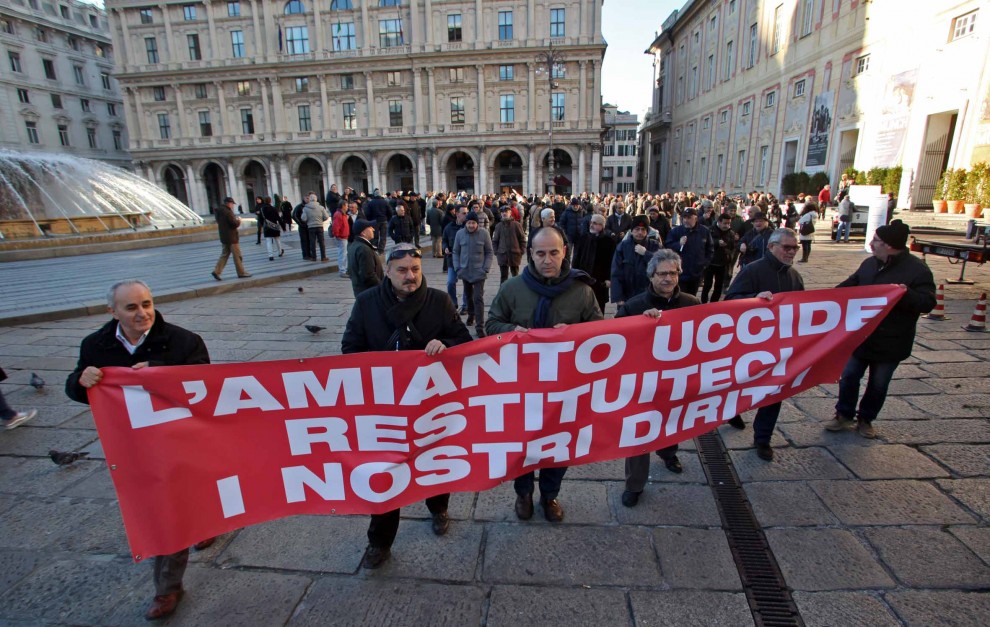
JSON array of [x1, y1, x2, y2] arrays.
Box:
[[115, 323, 148, 355]]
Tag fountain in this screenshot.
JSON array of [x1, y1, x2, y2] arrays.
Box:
[[0, 151, 204, 240]]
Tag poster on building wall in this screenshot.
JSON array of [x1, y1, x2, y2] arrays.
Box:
[[805, 92, 834, 168], [873, 69, 918, 167]]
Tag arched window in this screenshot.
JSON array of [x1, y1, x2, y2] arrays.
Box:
[[284, 0, 305, 15]]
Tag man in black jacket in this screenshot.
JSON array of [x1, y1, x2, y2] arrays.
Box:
[[341, 244, 472, 569], [725, 228, 804, 461], [826, 220, 936, 438], [364, 189, 391, 255], [617, 250, 700, 507], [347, 219, 383, 297], [65, 280, 212, 621]]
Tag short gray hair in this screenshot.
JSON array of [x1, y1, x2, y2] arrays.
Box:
[[768, 227, 798, 245], [646, 249, 682, 277], [540, 208, 555, 221], [107, 279, 151, 308], [589, 214, 606, 226]]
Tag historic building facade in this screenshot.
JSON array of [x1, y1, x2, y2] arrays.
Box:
[[600, 103, 638, 194], [0, 0, 129, 166], [639, 0, 990, 209], [105, 0, 606, 214]]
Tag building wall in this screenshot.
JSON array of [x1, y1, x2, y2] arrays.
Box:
[[0, 0, 129, 165], [601, 104, 638, 193], [105, 0, 606, 213], [641, 0, 990, 208]]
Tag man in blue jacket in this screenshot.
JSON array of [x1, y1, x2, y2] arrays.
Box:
[[610, 215, 661, 308], [664, 207, 714, 297]]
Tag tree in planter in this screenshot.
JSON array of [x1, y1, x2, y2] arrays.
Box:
[[810, 172, 830, 195], [867, 167, 886, 187], [966, 162, 989, 213], [932, 170, 948, 201], [884, 166, 902, 196], [947, 168, 968, 200]]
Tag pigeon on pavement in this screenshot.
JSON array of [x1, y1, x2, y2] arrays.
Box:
[[305, 325, 326, 334], [30, 372, 45, 390], [49, 450, 90, 466]]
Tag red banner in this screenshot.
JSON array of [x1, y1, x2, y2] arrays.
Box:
[[88, 286, 903, 560]]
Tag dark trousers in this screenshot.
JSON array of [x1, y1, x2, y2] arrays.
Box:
[[0, 388, 15, 421], [309, 227, 326, 259], [753, 402, 783, 445], [515, 467, 567, 500], [462, 278, 486, 327], [375, 221, 388, 254], [367, 494, 450, 549], [624, 444, 678, 492], [836, 355, 899, 423], [298, 226, 311, 259], [800, 240, 812, 262], [680, 276, 701, 297], [498, 263, 519, 284], [255, 216, 263, 243], [591, 282, 609, 314], [412, 223, 421, 248], [153, 550, 189, 595], [700, 264, 728, 303]]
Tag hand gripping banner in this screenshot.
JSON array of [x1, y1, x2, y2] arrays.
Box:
[[88, 285, 903, 560]]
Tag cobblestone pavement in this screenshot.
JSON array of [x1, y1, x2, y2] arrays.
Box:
[[0, 235, 987, 626]]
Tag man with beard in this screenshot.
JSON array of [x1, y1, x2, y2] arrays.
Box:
[[665, 207, 714, 297], [486, 227, 602, 522], [572, 213, 617, 313], [700, 213, 738, 303], [617, 249, 698, 506], [341, 244, 472, 568], [452, 211, 494, 337], [611, 215, 661, 308]]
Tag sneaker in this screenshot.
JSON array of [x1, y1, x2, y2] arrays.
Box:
[[727, 416, 746, 430], [755, 442, 774, 461], [856, 420, 877, 439], [621, 490, 641, 508], [361, 545, 391, 569], [824, 414, 856, 432], [4, 409, 38, 430]]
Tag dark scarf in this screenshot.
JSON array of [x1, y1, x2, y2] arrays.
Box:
[[381, 276, 429, 350], [521, 264, 591, 329]]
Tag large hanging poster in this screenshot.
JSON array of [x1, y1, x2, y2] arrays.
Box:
[[806, 91, 834, 168], [873, 69, 918, 167]]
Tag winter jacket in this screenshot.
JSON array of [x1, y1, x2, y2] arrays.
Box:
[[492, 218, 526, 267], [214, 204, 241, 245], [388, 214, 415, 244], [347, 237, 383, 296], [605, 212, 632, 240], [725, 250, 805, 299], [486, 258, 603, 334], [737, 227, 773, 266], [836, 251, 936, 362], [452, 226, 494, 283], [558, 206, 584, 245], [331, 208, 350, 240], [573, 231, 617, 286], [610, 234, 661, 303], [665, 223, 714, 281], [709, 225, 739, 266], [302, 201, 330, 228], [364, 195, 391, 223], [617, 285, 700, 319]]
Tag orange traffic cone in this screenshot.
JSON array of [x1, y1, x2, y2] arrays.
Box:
[[962, 292, 987, 332], [925, 284, 949, 320]]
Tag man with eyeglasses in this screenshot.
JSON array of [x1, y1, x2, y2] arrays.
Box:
[[825, 220, 935, 439], [617, 249, 700, 507], [341, 243, 472, 569], [724, 228, 805, 460]]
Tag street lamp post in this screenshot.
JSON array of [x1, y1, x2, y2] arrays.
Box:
[[535, 44, 565, 196]]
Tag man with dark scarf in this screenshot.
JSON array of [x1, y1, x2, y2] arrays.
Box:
[[486, 227, 603, 523], [341, 243, 472, 569], [572, 213, 616, 313]]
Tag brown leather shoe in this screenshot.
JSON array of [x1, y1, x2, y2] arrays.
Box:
[[431, 511, 450, 536], [145, 590, 183, 621], [361, 545, 391, 569], [541, 497, 564, 522], [514, 493, 534, 520], [193, 537, 216, 551]]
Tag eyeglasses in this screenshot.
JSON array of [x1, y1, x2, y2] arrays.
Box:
[[778, 245, 800, 252], [654, 271, 679, 278], [386, 248, 423, 263]]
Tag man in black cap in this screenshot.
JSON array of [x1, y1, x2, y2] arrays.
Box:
[[364, 189, 391, 255], [211, 197, 251, 280], [347, 219, 383, 296], [611, 214, 661, 308], [825, 220, 936, 438], [664, 207, 714, 297]]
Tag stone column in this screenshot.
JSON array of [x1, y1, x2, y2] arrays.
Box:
[[249, 0, 263, 58], [426, 68, 436, 130], [412, 68, 423, 133], [364, 71, 376, 132], [528, 145, 536, 194], [591, 60, 601, 121], [528, 0, 536, 42], [578, 1, 585, 43], [270, 77, 285, 137], [214, 81, 228, 136], [578, 145, 587, 193], [124, 87, 142, 143], [478, 148, 487, 193], [319, 74, 331, 133], [370, 152, 381, 191], [279, 156, 291, 198], [259, 0, 275, 60], [424, 0, 434, 46], [417, 150, 427, 193], [590, 146, 601, 194], [326, 153, 337, 191], [474, 0, 483, 49], [172, 83, 187, 142], [224, 160, 238, 199], [475, 64, 486, 128], [258, 78, 271, 136], [205, 1, 217, 55], [115, 9, 132, 67], [159, 3, 173, 59], [527, 62, 536, 130], [409, 0, 419, 48], [312, 0, 324, 52], [432, 150, 441, 191], [360, 1, 370, 50], [579, 60, 587, 128]]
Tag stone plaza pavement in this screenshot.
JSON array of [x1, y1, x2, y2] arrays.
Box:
[[0, 235, 988, 626]]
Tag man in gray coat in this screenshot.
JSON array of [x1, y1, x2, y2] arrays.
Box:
[[302, 192, 330, 262], [452, 211, 494, 337]]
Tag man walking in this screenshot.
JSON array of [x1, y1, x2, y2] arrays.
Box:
[[486, 227, 603, 522], [835, 192, 852, 243], [453, 211, 494, 337], [618, 249, 700, 507], [442, 205, 468, 312], [331, 199, 350, 278], [292, 198, 312, 260], [65, 280, 213, 620], [825, 220, 935, 438], [342, 244, 472, 569], [724, 228, 805, 460], [347, 219, 383, 297], [426, 197, 445, 258], [211, 196, 251, 280]]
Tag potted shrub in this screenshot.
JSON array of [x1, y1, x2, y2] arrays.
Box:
[[965, 162, 988, 218], [947, 167, 968, 214], [932, 170, 948, 213]]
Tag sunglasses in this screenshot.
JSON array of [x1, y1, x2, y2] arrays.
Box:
[[778, 245, 800, 252], [386, 248, 423, 263]]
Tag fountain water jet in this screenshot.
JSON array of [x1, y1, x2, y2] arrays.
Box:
[[0, 151, 204, 240]]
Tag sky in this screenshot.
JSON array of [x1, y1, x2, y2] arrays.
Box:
[[600, 0, 683, 121]]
